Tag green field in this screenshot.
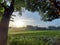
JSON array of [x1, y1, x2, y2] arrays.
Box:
[[8, 29, 60, 45]]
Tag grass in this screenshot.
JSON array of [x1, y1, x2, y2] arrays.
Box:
[[8, 29, 60, 45]]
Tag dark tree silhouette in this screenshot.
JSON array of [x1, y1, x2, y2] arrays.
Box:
[[0, 0, 15, 45], [26, 0, 60, 21]]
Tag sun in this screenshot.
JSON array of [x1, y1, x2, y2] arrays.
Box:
[[14, 20, 25, 27]]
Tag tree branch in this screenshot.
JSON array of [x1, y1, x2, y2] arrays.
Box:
[[10, 0, 15, 7]]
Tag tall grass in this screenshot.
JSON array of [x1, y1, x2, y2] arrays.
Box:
[[8, 30, 60, 45]]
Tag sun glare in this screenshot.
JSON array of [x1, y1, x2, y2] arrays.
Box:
[[14, 20, 25, 27]]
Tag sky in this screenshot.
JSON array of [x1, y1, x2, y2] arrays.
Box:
[[9, 8, 60, 27]]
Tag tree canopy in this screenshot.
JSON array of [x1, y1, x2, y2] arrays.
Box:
[[0, 0, 60, 21]]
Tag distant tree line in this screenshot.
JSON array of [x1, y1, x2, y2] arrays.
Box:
[[9, 25, 60, 30], [25, 25, 60, 30]]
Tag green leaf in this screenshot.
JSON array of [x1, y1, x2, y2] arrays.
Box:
[[0, 0, 2, 2], [0, 7, 4, 14]]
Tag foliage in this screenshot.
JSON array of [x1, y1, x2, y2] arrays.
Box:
[[26, 0, 60, 21], [0, 0, 60, 22], [0, 0, 2, 2], [0, 6, 4, 21], [14, 0, 60, 21], [15, 0, 25, 11]]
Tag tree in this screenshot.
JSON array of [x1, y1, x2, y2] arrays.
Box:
[[0, 0, 15, 45], [0, 0, 60, 45], [0, 0, 26, 45]]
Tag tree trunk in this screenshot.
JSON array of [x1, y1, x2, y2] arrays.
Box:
[[0, 0, 14, 45], [0, 12, 11, 45]]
